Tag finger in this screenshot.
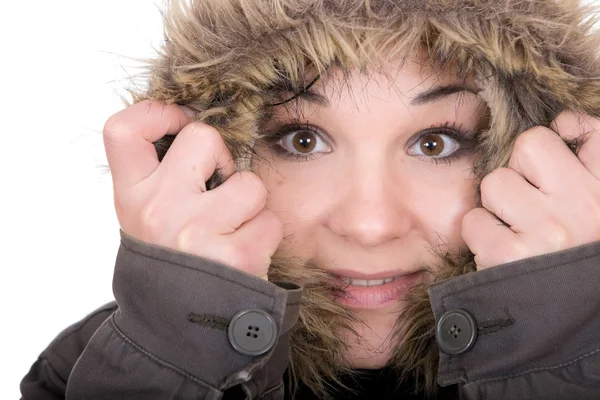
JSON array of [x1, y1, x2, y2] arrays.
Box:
[[462, 207, 521, 270], [507, 126, 586, 194], [230, 209, 283, 278], [157, 122, 236, 193], [551, 111, 600, 180], [202, 171, 267, 232], [103, 100, 193, 189], [480, 168, 545, 233]]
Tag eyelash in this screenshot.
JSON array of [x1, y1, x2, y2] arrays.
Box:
[[411, 121, 478, 166], [262, 123, 328, 162], [262, 121, 478, 165]]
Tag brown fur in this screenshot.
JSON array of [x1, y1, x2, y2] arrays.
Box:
[[124, 0, 600, 396], [268, 256, 358, 398]]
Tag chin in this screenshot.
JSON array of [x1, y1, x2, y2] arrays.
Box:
[[342, 305, 402, 369], [347, 344, 395, 369]]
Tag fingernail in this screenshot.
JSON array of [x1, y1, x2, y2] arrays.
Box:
[[180, 106, 196, 119]]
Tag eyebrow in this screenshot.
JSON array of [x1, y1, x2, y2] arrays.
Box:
[[271, 87, 330, 108], [274, 83, 479, 108], [294, 89, 330, 107], [409, 84, 481, 106]]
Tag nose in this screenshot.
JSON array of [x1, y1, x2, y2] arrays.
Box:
[[326, 160, 414, 248]]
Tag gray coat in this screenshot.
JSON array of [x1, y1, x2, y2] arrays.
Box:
[[20, 0, 600, 397], [20, 231, 600, 399]]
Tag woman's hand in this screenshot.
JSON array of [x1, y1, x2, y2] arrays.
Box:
[[462, 111, 600, 270], [103, 100, 283, 279]]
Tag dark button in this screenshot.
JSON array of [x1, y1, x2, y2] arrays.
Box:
[[436, 309, 477, 355], [228, 309, 277, 356]]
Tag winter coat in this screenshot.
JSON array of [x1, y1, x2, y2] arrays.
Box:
[[21, 0, 600, 398], [20, 232, 600, 399]]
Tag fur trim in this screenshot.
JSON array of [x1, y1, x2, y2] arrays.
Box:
[[268, 257, 358, 398], [128, 0, 600, 396]]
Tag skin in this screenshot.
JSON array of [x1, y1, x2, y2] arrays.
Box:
[[252, 53, 488, 368], [465, 112, 600, 270], [103, 49, 600, 371]]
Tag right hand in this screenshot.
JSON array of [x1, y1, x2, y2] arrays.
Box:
[[103, 100, 283, 280]]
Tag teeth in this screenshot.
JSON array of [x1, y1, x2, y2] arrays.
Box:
[[342, 277, 396, 287]]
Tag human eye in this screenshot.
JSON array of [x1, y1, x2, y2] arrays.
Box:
[[262, 123, 332, 161], [407, 122, 478, 165]]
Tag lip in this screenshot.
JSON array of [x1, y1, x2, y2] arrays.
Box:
[[332, 270, 425, 309]]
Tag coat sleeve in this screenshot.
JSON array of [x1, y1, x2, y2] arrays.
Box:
[[23, 230, 302, 400], [19, 302, 118, 400], [429, 240, 600, 400]]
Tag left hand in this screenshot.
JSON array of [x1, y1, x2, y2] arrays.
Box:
[[462, 111, 600, 270]]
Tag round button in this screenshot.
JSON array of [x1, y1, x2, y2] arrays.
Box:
[[228, 309, 278, 356], [435, 309, 477, 355]]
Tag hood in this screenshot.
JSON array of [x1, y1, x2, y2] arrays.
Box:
[[129, 0, 600, 396]]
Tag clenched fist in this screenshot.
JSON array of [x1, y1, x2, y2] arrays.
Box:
[[463, 111, 600, 269], [103, 100, 283, 279]]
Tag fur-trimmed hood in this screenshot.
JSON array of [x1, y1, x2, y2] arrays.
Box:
[[129, 0, 600, 397]]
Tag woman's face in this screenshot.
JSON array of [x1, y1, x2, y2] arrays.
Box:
[[253, 51, 488, 368]]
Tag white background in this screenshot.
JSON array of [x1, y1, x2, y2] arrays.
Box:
[[2, 1, 165, 395], [2, 0, 599, 397]]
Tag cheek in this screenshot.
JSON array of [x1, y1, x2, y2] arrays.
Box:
[[412, 166, 478, 246], [252, 153, 331, 255]]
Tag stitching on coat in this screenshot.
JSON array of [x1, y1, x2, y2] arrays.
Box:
[[188, 313, 229, 331], [477, 318, 515, 336], [120, 239, 303, 333], [109, 315, 215, 390], [477, 309, 515, 336], [438, 248, 600, 372], [471, 347, 600, 384]]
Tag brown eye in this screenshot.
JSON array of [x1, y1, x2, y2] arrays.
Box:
[[420, 133, 444, 156], [292, 131, 317, 153], [278, 128, 331, 158], [408, 131, 460, 160]]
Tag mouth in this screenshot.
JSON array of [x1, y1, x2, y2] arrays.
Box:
[[338, 277, 398, 287], [332, 271, 425, 309]]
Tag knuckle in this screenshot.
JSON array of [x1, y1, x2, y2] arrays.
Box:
[[544, 221, 572, 249], [138, 201, 167, 243], [238, 171, 268, 204], [176, 224, 199, 252], [480, 168, 518, 204], [513, 127, 548, 156], [181, 121, 224, 148], [462, 207, 489, 229], [225, 245, 245, 269], [261, 210, 284, 248], [461, 209, 476, 231], [479, 173, 498, 203], [480, 168, 513, 204], [103, 113, 131, 141]]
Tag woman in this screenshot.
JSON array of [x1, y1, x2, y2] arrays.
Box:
[[21, 0, 600, 398]]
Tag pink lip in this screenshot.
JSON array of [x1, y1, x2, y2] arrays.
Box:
[[333, 271, 425, 309]]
